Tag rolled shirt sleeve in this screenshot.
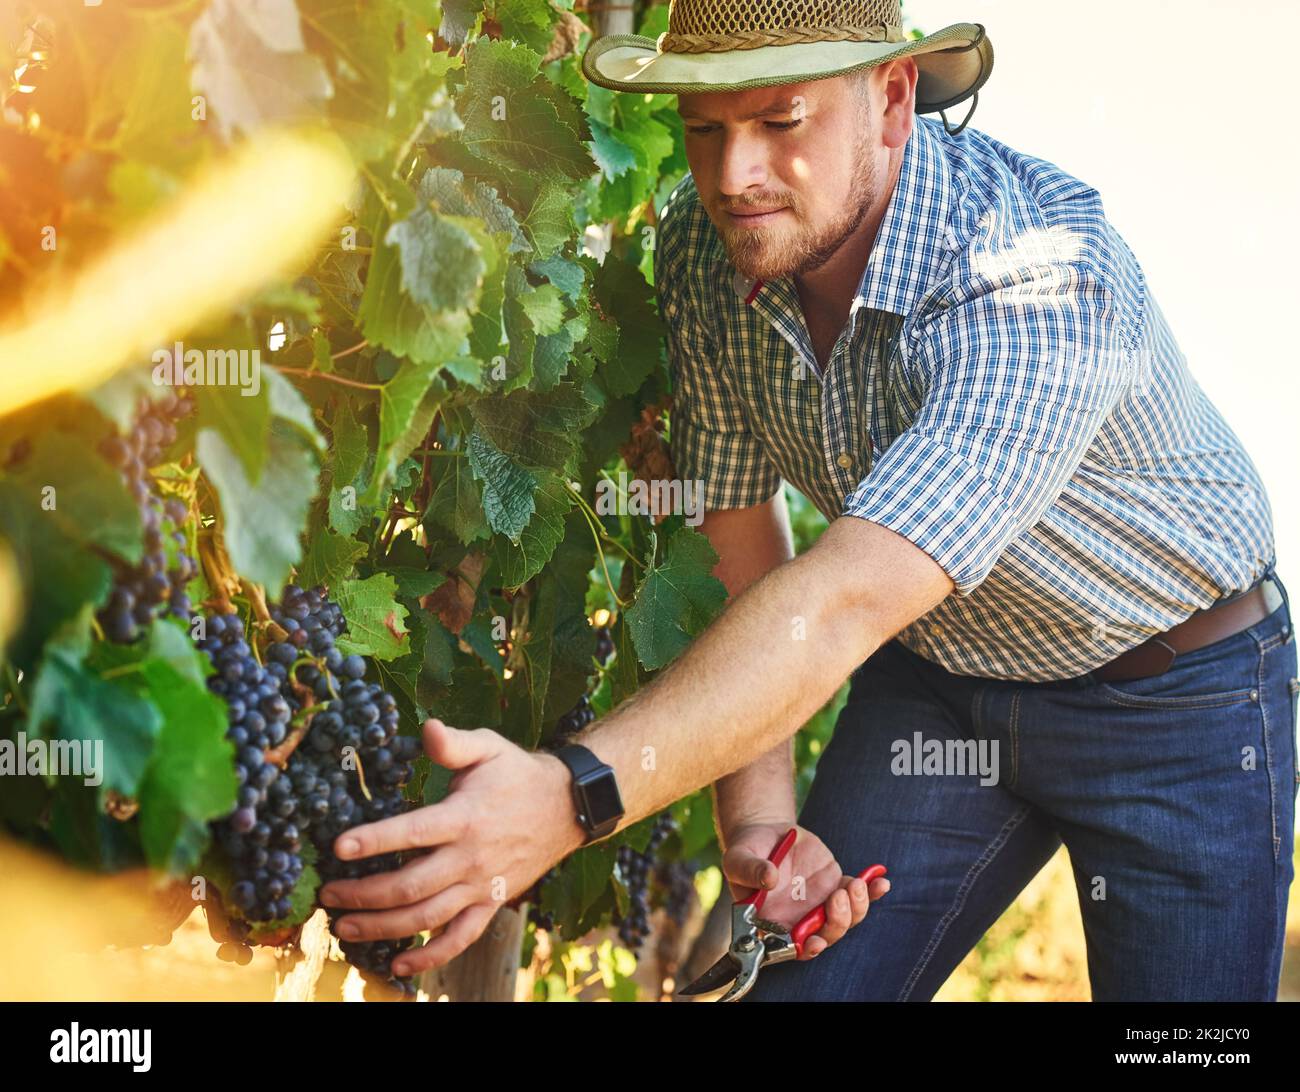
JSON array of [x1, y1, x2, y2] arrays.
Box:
[[843, 259, 1136, 597], [657, 233, 782, 511]]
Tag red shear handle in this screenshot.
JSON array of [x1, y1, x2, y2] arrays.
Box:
[[737, 827, 798, 915], [789, 864, 888, 955]]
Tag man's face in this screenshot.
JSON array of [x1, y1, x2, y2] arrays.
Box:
[[678, 72, 885, 281]]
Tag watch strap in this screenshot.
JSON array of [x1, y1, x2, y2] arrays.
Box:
[[552, 743, 623, 843]]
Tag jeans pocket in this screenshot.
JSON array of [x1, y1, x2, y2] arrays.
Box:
[[1093, 628, 1261, 710]]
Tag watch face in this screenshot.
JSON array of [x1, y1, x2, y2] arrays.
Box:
[[577, 769, 623, 826]]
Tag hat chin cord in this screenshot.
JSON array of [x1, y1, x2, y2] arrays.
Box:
[[940, 92, 978, 137], [934, 24, 987, 137]]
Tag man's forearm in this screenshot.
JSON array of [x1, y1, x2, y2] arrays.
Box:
[[563, 518, 944, 838], [713, 739, 797, 840]]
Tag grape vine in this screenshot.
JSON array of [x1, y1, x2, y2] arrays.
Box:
[[0, 0, 843, 1002]]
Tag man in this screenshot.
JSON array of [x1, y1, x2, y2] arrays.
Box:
[[318, 2, 1298, 1001]]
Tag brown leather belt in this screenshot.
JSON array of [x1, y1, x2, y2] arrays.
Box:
[[1090, 576, 1285, 683]]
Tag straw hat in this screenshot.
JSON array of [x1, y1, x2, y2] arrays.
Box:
[[582, 0, 992, 131]]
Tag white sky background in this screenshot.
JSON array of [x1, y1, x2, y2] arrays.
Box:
[[904, 0, 1300, 581]]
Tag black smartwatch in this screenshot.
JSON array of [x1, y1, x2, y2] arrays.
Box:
[[551, 743, 624, 844]]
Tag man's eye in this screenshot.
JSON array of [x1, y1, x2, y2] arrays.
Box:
[[686, 126, 717, 136], [766, 119, 803, 131]]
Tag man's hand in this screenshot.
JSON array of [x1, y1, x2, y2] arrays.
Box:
[[317, 718, 586, 976], [723, 822, 890, 958]]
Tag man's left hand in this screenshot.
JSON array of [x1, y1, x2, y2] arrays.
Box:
[[317, 718, 584, 976]]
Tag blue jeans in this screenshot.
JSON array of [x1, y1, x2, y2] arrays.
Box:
[[745, 570, 1299, 1002]]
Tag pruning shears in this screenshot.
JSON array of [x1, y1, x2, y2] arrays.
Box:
[[677, 827, 886, 1002]]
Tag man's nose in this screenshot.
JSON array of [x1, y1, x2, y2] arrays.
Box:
[[716, 129, 770, 198]]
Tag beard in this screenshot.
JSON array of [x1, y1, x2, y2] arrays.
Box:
[[712, 127, 881, 282]]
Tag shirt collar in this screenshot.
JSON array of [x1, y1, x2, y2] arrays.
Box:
[[727, 116, 955, 321], [855, 115, 954, 318]]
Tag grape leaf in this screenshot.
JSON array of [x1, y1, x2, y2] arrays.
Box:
[[588, 118, 637, 181], [493, 471, 571, 586], [358, 215, 474, 365], [523, 181, 575, 259], [469, 383, 594, 471], [531, 326, 575, 390], [500, 263, 538, 392], [519, 282, 566, 336], [548, 842, 616, 936], [458, 38, 593, 181], [26, 620, 163, 797], [625, 527, 727, 670], [584, 82, 617, 127], [609, 613, 642, 706], [6, 429, 143, 566], [48, 780, 143, 872], [0, 482, 112, 672], [539, 514, 598, 724], [384, 566, 445, 600], [416, 167, 530, 255], [530, 254, 586, 299], [425, 664, 502, 729], [437, 0, 483, 46], [131, 631, 237, 872], [494, 0, 557, 54], [441, 356, 490, 390], [297, 528, 366, 591], [427, 453, 490, 545], [384, 207, 485, 314], [197, 426, 319, 591], [461, 614, 505, 680], [366, 360, 446, 504], [418, 615, 456, 688], [195, 376, 271, 483], [334, 573, 410, 661], [467, 428, 536, 540], [142, 617, 212, 690], [103, 19, 199, 169], [264, 366, 324, 454], [330, 397, 369, 492], [592, 252, 664, 396]]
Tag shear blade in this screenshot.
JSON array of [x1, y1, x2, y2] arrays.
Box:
[[677, 952, 740, 996]]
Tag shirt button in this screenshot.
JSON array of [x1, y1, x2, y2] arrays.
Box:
[[929, 622, 945, 638], [836, 452, 852, 469]]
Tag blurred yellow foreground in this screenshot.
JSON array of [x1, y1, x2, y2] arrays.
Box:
[[3, 835, 1295, 1001]]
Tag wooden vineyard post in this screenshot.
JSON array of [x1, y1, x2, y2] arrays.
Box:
[[591, 0, 635, 38], [272, 909, 332, 1002], [420, 905, 526, 1002]]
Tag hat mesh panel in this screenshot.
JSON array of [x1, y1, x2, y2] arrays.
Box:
[[668, 0, 904, 36]]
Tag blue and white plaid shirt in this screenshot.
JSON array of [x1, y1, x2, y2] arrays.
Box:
[[656, 114, 1275, 681]]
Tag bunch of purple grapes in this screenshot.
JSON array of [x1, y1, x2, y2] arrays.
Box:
[[526, 867, 559, 932], [200, 585, 423, 997], [659, 859, 698, 928], [594, 625, 614, 665], [97, 391, 197, 643], [270, 584, 423, 999], [550, 622, 615, 742], [554, 693, 595, 739], [615, 811, 677, 952], [200, 611, 302, 923]]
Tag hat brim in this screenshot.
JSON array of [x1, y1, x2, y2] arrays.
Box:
[[582, 22, 992, 115]]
